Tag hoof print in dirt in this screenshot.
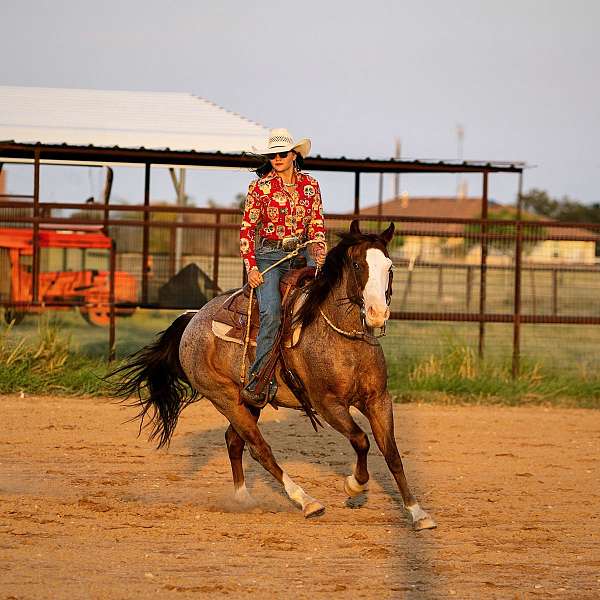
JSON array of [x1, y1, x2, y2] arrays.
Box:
[[345, 493, 368, 509]]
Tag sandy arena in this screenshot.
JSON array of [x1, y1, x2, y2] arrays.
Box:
[[1, 394, 599, 599]]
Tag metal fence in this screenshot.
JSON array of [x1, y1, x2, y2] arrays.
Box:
[[1, 196, 599, 373]]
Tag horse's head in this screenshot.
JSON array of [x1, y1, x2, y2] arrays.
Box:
[[346, 219, 394, 328], [297, 219, 395, 331]]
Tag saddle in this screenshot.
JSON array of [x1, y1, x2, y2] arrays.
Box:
[[211, 265, 321, 430], [211, 266, 316, 347]]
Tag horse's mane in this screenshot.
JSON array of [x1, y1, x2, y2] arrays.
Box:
[[297, 231, 387, 328]]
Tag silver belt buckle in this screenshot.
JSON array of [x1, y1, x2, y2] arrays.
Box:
[[282, 236, 299, 252]]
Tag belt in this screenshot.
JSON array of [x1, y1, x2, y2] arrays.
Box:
[[261, 236, 306, 251]]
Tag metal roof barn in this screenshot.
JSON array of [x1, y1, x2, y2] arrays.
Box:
[[0, 85, 269, 153]]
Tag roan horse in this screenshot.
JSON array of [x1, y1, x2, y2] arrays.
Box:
[[113, 220, 436, 530]]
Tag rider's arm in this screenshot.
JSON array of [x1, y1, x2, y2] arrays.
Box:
[[307, 179, 326, 244], [240, 180, 261, 273]]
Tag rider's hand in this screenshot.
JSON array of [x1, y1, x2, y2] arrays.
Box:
[[313, 242, 327, 267], [248, 268, 263, 288]]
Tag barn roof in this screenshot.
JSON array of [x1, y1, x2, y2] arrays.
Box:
[[0, 85, 268, 153]]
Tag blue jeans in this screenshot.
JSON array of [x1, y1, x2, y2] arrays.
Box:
[[248, 244, 315, 386]]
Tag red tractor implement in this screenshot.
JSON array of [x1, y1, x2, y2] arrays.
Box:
[[0, 227, 137, 326]]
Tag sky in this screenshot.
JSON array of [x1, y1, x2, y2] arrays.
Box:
[[1, 0, 599, 213]]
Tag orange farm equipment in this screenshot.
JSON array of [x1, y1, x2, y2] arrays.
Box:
[[0, 227, 138, 326]]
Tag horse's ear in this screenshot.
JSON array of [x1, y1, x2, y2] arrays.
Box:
[[380, 222, 395, 244], [350, 219, 361, 235]]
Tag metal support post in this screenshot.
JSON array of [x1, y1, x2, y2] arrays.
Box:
[[511, 169, 525, 377], [108, 239, 116, 362], [478, 170, 489, 359], [516, 171, 523, 220], [377, 172, 383, 218], [512, 221, 523, 378], [142, 163, 151, 305], [212, 212, 221, 297], [32, 146, 41, 303], [173, 168, 186, 274], [102, 166, 113, 236], [354, 172, 360, 215]]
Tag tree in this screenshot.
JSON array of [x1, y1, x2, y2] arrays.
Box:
[[464, 208, 544, 257], [522, 188, 600, 223]]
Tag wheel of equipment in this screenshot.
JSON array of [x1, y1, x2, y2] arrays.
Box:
[[79, 306, 110, 327]]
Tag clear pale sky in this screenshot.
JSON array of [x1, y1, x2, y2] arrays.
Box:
[[1, 0, 598, 212]]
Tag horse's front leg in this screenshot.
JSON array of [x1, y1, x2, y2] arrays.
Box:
[[223, 402, 325, 518], [316, 401, 370, 500], [365, 394, 436, 531]]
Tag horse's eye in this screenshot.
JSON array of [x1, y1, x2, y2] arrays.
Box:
[[352, 262, 360, 270]]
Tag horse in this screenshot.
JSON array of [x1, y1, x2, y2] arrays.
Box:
[[112, 220, 436, 530]]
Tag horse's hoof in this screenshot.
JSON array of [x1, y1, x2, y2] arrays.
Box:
[[233, 486, 253, 505], [303, 501, 326, 519], [413, 516, 437, 531], [344, 475, 369, 498]]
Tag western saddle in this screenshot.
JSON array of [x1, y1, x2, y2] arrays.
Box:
[[211, 266, 321, 429]]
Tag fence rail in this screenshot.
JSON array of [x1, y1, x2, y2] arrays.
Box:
[[1, 199, 600, 373]]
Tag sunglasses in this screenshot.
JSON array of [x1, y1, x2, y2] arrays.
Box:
[[266, 150, 293, 160]]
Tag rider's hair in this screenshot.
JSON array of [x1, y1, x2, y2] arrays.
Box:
[[254, 153, 304, 178]]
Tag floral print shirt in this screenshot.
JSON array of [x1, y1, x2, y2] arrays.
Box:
[[239, 170, 326, 272]]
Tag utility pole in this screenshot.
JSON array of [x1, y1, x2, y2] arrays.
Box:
[[169, 167, 186, 273], [394, 138, 401, 198]]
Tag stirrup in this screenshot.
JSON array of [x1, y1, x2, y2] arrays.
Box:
[[265, 378, 278, 404], [240, 384, 269, 408]]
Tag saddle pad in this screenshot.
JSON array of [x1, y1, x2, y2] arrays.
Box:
[[212, 288, 259, 343], [211, 319, 257, 346]]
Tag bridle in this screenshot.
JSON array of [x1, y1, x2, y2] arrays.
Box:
[[319, 249, 394, 343]]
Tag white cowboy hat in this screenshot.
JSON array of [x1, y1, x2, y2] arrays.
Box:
[[253, 128, 311, 158]]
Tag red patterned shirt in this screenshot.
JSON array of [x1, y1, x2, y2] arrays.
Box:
[[239, 170, 326, 272]]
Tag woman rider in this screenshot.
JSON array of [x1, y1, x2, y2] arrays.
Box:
[[239, 128, 327, 407]]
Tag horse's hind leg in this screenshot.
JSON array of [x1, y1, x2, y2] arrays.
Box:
[[223, 403, 325, 518], [225, 424, 253, 503], [365, 394, 436, 531]]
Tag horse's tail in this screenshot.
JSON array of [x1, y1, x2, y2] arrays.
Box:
[[109, 311, 198, 448]]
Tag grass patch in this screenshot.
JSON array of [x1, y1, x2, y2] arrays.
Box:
[[0, 317, 113, 396], [2, 311, 600, 408], [387, 341, 600, 408]]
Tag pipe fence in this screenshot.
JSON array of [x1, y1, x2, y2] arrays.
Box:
[[1, 197, 599, 374]]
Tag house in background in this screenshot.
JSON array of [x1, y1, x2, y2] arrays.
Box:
[[361, 195, 598, 265]]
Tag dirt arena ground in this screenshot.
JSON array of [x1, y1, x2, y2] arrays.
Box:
[[1, 394, 599, 599]]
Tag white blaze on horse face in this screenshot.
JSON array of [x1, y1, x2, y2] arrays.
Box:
[[363, 248, 392, 327]]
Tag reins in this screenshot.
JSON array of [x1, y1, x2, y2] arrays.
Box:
[[318, 308, 385, 344]]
